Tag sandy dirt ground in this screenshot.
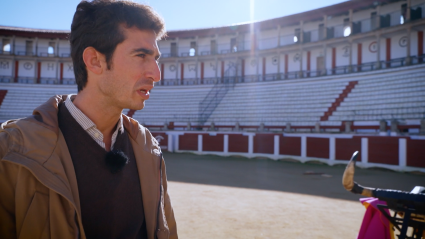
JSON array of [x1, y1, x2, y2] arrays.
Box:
[[164, 152, 424, 239]]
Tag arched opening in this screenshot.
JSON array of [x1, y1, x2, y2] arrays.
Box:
[[189, 48, 195, 56], [48, 46, 54, 55], [343, 26, 351, 37], [3, 43, 10, 52]]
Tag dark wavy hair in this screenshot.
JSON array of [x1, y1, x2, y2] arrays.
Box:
[[70, 0, 166, 92]]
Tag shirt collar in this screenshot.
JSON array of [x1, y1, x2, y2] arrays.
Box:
[[65, 94, 124, 134]]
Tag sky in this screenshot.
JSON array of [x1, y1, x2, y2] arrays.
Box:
[[0, 0, 347, 31]]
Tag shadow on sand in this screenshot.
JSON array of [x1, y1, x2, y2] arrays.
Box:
[[164, 152, 424, 202]]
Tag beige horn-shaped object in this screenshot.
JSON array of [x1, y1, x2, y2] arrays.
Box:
[[342, 151, 376, 197]]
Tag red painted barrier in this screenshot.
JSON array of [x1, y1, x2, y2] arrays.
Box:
[[179, 133, 197, 150], [336, 137, 362, 161], [307, 137, 329, 159], [228, 134, 249, 153], [407, 138, 425, 168], [279, 135, 301, 156], [254, 134, 274, 154], [368, 137, 399, 165], [203, 134, 224, 152]]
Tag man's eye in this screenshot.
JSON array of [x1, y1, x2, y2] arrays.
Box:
[[137, 54, 146, 58]]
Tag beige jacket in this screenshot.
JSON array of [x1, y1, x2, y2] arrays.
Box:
[[0, 95, 177, 239]]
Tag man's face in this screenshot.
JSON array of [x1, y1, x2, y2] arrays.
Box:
[[99, 26, 161, 111]]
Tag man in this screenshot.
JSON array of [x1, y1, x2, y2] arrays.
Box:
[[0, 1, 177, 238]]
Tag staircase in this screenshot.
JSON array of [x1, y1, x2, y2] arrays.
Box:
[[0, 90, 7, 107], [198, 67, 237, 125], [321, 81, 358, 121]]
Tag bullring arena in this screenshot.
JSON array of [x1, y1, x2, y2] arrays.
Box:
[[1, 0, 425, 238]]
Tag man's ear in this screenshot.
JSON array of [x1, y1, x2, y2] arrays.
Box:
[[82, 47, 106, 75]]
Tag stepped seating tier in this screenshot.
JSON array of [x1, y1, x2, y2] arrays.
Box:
[[0, 65, 424, 127]]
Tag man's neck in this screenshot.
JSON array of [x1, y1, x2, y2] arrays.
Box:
[[72, 90, 122, 151]]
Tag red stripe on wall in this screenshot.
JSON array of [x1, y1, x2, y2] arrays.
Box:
[[60, 63, 63, 84], [200, 62, 204, 84], [331, 48, 336, 69], [241, 59, 245, 78], [180, 63, 184, 85], [419, 31, 423, 63], [357, 43, 362, 65], [14, 61, 18, 83], [307, 51, 311, 71], [221, 61, 224, 78], [386, 38, 391, 61], [37, 62, 41, 84]]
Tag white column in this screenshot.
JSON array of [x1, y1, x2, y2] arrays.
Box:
[[168, 134, 173, 152], [361, 138, 368, 164], [198, 134, 203, 152], [301, 136, 307, 158], [274, 135, 280, 156], [174, 134, 179, 152], [399, 138, 407, 168], [224, 135, 229, 153], [248, 134, 254, 155], [329, 137, 336, 161]]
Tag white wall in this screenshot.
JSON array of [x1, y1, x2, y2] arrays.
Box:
[[163, 62, 177, 79], [362, 39, 378, 63], [58, 40, 70, 57], [0, 60, 12, 76], [244, 57, 258, 75], [287, 51, 301, 72], [336, 44, 351, 67], [62, 62, 74, 79], [352, 8, 375, 22], [392, 33, 409, 59], [265, 55, 278, 74], [217, 35, 233, 54], [40, 61, 57, 78], [18, 60, 35, 77], [183, 61, 197, 78], [203, 60, 217, 78], [178, 39, 192, 56], [197, 37, 212, 55]]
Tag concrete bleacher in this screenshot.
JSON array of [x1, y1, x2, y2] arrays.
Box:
[[132, 85, 213, 125], [330, 69, 425, 122], [0, 84, 76, 122], [0, 65, 424, 129], [206, 78, 348, 126]]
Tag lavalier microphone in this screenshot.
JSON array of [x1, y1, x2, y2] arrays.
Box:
[[105, 150, 129, 173]]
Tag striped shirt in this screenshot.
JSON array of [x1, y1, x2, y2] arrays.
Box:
[[64, 95, 124, 150]]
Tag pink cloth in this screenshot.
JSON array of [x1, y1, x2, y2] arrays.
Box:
[[357, 197, 394, 239]]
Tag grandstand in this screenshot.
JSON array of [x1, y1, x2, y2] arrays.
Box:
[[1, 0, 425, 171]]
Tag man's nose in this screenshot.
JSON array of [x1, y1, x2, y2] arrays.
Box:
[[146, 60, 161, 83]]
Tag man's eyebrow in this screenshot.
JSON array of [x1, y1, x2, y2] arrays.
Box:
[[132, 47, 161, 60]]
